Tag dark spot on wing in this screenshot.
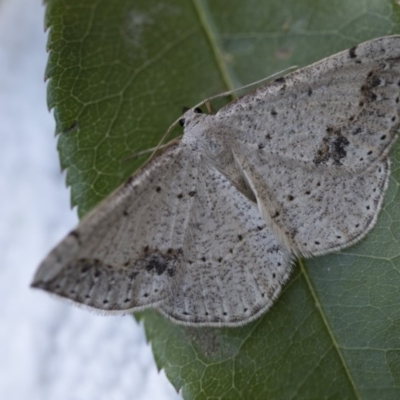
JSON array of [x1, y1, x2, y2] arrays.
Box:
[[80, 264, 89, 274], [125, 175, 136, 186], [332, 135, 350, 164], [272, 211, 280, 218], [313, 137, 330, 165], [69, 230, 81, 244], [143, 251, 180, 277], [361, 70, 381, 103], [266, 245, 280, 254], [314, 127, 349, 166], [370, 76, 381, 87], [349, 46, 357, 59], [273, 77, 287, 92]]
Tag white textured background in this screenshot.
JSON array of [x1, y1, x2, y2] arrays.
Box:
[[0, 0, 181, 399]]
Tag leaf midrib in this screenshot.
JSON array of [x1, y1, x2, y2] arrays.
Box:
[[191, 1, 361, 397], [192, 0, 236, 93], [299, 258, 360, 398]]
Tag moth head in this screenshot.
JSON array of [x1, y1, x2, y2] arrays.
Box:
[[180, 108, 230, 160], [179, 107, 204, 129]]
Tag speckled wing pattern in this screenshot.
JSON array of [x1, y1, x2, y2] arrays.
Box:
[[32, 36, 400, 326], [32, 140, 292, 326], [158, 160, 292, 325], [217, 35, 400, 256], [33, 144, 193, 311]]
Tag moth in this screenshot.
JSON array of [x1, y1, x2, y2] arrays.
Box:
[[32, 36, 400, 326]]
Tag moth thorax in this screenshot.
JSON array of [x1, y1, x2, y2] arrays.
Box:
[[183, 119, 228, 158]]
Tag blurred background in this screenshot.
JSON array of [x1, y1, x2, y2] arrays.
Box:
[[0, 0, 180, 398]]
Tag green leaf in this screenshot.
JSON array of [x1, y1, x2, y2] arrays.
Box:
[[44, 0, 400, 398]]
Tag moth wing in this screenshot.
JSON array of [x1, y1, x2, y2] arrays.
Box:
[[232, 149, 389, 256], [34, 141, 293, 325], [218, 36, 400, 173], [158, 159, 292, 326], [215, 36, 400, 256], [32, 143, 197, 313]]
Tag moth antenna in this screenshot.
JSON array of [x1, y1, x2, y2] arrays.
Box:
[[123, 136, 182, 162], [145, 65, 298, 165], [192, 65, 298, 110]]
